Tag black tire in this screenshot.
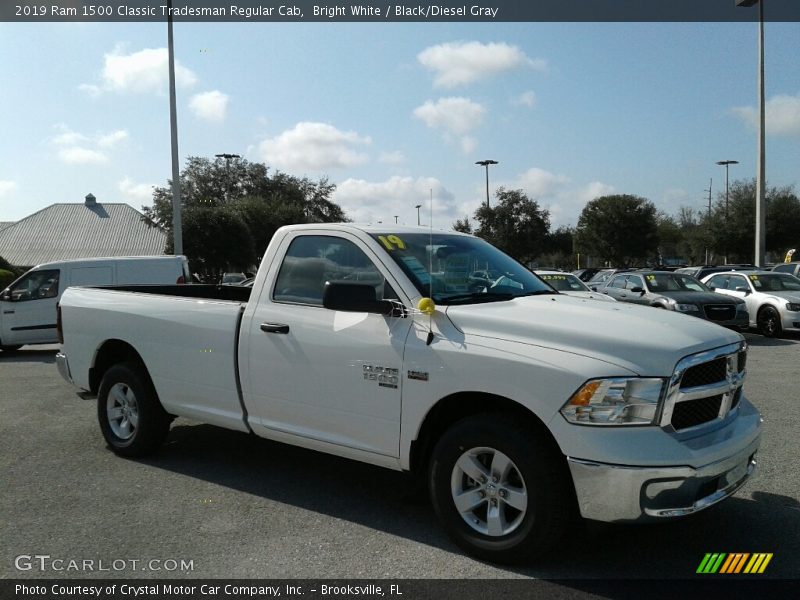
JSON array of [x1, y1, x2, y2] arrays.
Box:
[[0, 344, 23, 353], [757, 306, 782, 338], [97, 362, 170, 457], [428, 414, 575, 564]]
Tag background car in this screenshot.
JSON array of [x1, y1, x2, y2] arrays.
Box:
[[586, 268, 634, 290], [571, 268, 601, 282], [772, 261, 800, 278], [597, 270, 748, 330], [534, 270, 617, 302], [703, 271, 800, 337], [674, 264, 756, 281]]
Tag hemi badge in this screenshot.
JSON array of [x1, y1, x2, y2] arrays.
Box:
[[408, 370, 429, 382]]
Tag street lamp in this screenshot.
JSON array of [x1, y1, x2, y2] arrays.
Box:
[[415, 204, 422, 226], [717, 160, 738, 263], [475, 159, 498, 208], [394, 215, 399, 224], [736, 0, 767, 267]]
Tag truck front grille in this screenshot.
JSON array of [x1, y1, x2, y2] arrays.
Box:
[[671, 395, 723, 430], [662, 342, 746, 433]]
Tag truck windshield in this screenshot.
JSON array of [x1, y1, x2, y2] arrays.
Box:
[[369, 233, 553, 304]]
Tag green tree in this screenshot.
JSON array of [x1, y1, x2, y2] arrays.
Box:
[[143, 156, 349, 271], [705, 180, 800, 263], [452, 216, 473, 234], [181, 207, 256, 281], [472, 188, 550, 265], [574, 195, 658, 265]]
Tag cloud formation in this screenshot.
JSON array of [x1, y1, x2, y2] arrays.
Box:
[[0, 180, 17, 197], [258, 122, 371, 171], [512, 91, 537, 109], [119, 177, 155, 203], [732, 93, 800, 138], [414, 97, 485, 153], [81, 46, 198, 96], [49, 125, 128, 166], [189, 90, 230, 122], [418, 41, 547, 88], [333, 176, 456, 225]]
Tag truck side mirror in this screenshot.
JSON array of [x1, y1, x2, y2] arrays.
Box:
[[0, 289, 10, 301], [323, 282, 395, 316], [735, 286, 751, 295], [630, 286, 644, 294]]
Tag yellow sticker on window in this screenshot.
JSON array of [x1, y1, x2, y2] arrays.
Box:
[[749, 275, 759, 281], [647, 275, 656, 280], [377, 235, 406, 251]]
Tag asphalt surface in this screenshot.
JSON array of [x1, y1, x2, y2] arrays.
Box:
[[2, 333, 799, 583]]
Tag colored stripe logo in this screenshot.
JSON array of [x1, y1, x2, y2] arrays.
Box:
[[697, 553, 773, 574]]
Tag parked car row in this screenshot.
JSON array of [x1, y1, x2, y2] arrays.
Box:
[[570, 264, 800, 338]]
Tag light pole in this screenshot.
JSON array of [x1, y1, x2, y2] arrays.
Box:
[[475, 159, 498, 208], [415, 204, 422, 226], [717, 160, 738, 263], [394, 215, 399, 224], [167, 0, 183, 255], [736, 0, 767, 267]]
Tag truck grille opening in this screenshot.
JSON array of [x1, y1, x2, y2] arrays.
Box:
[[738, 350, 747, 373], [671, 395, 723, 430], [703, 304, 736, 321], [731, 388, 742, 410], [680, 357, 727, 389]]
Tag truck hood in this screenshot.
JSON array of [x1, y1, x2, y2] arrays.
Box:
[[444, 294, 742, 376]]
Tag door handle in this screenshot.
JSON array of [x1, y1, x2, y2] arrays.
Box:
[[3, 310, 14, 314], [260, 322, 290, 334]]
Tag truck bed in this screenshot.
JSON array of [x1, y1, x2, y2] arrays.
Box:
[[91, 284, 252, 303]]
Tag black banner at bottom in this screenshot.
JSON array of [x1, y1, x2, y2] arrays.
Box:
[[4, 579, 799, 600]]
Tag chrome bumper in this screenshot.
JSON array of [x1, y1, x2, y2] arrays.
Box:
[[568, 435, 759, 522], [55, 351, 73, 384]]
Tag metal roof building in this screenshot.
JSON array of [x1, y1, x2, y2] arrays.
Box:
[[0, 194, 167, 267]]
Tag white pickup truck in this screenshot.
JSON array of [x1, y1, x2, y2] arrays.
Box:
[[57, 224, 761, 563]]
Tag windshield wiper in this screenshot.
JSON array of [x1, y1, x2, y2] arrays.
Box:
[[438, 292, 515, 305], [513, 290, 559, 297]]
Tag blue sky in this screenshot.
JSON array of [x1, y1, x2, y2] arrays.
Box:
[[0, 20, 798, 229]]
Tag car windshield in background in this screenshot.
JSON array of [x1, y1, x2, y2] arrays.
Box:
[[538, 273, 590, 292], [369, 233, 553, 304], [750, 273, 800, 292], [644, 273, 708, 292]]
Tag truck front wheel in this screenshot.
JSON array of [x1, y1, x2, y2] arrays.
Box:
[[97, 362, 170, 457], [428, 414, 574, 564]]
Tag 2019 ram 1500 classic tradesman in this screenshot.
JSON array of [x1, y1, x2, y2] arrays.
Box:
[[56, 224, 761, 564]]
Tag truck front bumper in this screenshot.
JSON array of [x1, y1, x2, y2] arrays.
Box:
[[56, 351, 73, 384], [567, 435, 759, 522]]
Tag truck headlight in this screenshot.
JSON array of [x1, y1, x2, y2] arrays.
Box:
[[561, 378, 665, 426], [787, 303, 800, 312], [675, 303, 699, 312]]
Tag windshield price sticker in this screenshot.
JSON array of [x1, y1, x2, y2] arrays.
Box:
[[647, 275, 656, 280], [749, 275, 759, 281], [542, 275, 566, 280], [377, 235, 406, 251]]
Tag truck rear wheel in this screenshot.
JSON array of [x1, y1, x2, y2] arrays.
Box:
[[428, 414, 574, 564], [97, 362, 170, 457]]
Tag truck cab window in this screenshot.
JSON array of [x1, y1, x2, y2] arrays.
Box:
[[273, 236, 391, 306]]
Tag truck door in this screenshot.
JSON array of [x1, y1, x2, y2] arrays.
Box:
[[243, 232, 412, 458], [0, 269, 61, 345]]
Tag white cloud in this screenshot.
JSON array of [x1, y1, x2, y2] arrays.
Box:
[[418, 41, 547, 88], [57, 147, 108, 165], [512, 91, 537, 109], [413, 97, 485, 153], [119, 177, 155, 203], [82, 46, 197, 95], [189, 90, 229, 122], [577, 181, 615, 205], [49, 125, 127, 165], [258, 122, 371, 171], [514, 167, 570, 198], [97, 130, 129, 148], [731, 93, 800, 138], [0, 180, 17, 197], [333, 176, 457, 225]]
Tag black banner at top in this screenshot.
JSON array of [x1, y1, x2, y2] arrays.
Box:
[[3, 0, 800, 23]]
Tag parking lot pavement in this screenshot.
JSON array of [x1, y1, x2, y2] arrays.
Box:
[[1, 334, 799, 581]]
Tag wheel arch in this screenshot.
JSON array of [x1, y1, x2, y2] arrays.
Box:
[[89, 339, 150, 395], [408, 392, 564, 478]]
